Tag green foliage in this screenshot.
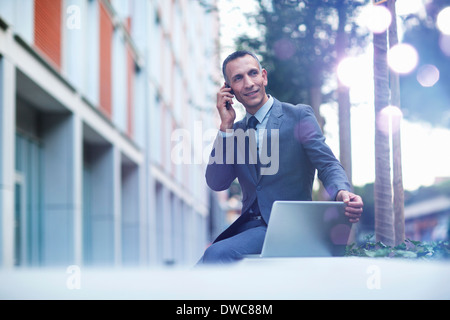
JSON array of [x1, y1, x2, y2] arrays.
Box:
[[235, 0, 370, 106], [345, 234, 450, 260]]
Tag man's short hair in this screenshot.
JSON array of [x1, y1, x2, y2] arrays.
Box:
[[222, 50, 263, 84]]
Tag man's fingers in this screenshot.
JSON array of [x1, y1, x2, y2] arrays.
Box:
[[345, 211, 361, 223], [218, 89, 234, 107], [345, 206, 363, 214], [346, 194, 364, 207], [339, 191, 350, 203], [346, 202, 363, 208]]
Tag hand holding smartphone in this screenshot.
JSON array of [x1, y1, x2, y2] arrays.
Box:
[[225, 83, 234, 110], [218, 83, 236, 132]]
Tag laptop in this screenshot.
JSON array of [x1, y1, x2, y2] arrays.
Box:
[[255, 201, 352, 258]]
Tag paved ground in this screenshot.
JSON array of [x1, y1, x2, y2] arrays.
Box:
[[1, 257, 449, 300]]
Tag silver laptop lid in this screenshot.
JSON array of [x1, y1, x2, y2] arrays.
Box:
[[260, 201, 351, 258]]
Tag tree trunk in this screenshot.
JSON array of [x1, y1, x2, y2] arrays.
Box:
[[388, 0, 405, 245], [336, 3, 352, 186], [338, 86, 352, 185], [310, 85, 328, 200], [310, 86, 325, 130], [373, 25, 395, 246]]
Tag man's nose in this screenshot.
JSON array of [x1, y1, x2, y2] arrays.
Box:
[[243, 75, 254, 88]]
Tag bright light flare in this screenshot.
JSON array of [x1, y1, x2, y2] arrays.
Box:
[[387, 44, 419, 74], [437, 7, 450, 35], [381, 105, 403, 118], [396, 0, 424, 16], [337, 57, 365, 88], [417, 64, 440, 87], [358, 5, 392, 34], [377, 105, 403, 136]]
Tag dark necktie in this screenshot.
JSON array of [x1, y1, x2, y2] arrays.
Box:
[[247, 116, 260, 177], [247, 116, 259, 130]]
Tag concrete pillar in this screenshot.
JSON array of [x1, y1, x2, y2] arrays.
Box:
[[41, 113, 78, 266], [73, 114, 83, 267], [113, 146, 121, 266], [84, 143, 115, 266], [0, 56, 16, 268], [121, 161, 140, 266]]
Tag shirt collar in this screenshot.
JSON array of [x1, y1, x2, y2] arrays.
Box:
[[246, 95, 274, 124]]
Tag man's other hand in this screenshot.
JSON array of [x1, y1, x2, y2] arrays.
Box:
[[336, 190, 363, 224]]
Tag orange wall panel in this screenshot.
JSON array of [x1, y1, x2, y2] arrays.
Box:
[[99, 2, 113, 118], [34, 0, 62, 69], [127, 46, 135, 138]]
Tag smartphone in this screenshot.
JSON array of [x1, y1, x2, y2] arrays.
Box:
[[225, 84, 234, 110]]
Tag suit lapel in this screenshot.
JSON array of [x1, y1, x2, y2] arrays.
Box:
[[234, 99, 284, 185], [257, 98, 284, 184], [265, 98, 284, 131], [232, 119, 258, 183]]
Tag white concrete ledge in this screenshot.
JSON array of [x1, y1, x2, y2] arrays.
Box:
[[1, 257, 449, 300]]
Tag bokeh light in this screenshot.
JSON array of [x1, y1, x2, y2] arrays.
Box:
[[387, 43, 419, 74], [330, 224, 351, 245], [274, 38, 296, 60], [436, 7, 450, 35], [336, 57, 362, 88], [439, 34, 450, 56], [377, 105, 403, 136], [416, 64, 440, 87], [359, 5, 392, 34]]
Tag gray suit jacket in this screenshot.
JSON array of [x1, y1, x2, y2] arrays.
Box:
[[206, 97, 351, 239]]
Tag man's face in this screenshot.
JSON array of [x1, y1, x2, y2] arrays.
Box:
[[225, 55, 269, 113]]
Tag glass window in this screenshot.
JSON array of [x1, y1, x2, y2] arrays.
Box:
[[15, 133, 43, 266]]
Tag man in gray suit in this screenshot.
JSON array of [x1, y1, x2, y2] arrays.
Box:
[[198, 51, 363, 264]]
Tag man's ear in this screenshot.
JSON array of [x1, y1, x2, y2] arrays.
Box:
[[262, 69, 268, 86]]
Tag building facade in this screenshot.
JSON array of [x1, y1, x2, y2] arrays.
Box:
[[0, 0, 223, 268], [405, 195, 450, 242]]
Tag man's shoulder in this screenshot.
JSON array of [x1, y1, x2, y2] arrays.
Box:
[[275, 98, 314, 117]]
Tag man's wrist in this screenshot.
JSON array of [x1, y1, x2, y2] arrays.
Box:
[[219, 130, 233, 137], [219, 123, 233, 132], [336, 189, 346, 201]]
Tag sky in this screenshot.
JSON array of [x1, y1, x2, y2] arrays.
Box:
[[217, 0, 450, 191]]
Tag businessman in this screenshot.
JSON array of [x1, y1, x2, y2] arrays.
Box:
[[198, 50, 363, 264]]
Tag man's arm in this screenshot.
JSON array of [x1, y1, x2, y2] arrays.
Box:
[[297, 106, 352, 200], [295, 106, 364, 223], [205, 84, 238, 191], [205, 133, 236, 191]]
